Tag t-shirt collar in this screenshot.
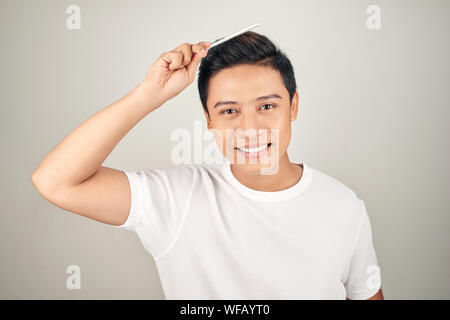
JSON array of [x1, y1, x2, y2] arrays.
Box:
[[222, 159, 312, 202]]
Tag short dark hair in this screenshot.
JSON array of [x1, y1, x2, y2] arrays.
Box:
[[197, 31, 297, 119]]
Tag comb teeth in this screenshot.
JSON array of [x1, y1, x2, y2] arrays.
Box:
[[211, 37, 225, 45], [208, 23, 259, 48]]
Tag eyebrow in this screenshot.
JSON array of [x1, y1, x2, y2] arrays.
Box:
[[213, 93, 282, 109]]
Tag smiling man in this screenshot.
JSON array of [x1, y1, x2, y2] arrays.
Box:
[[203, 63, 302, 191], [31, 31, 383, 300]]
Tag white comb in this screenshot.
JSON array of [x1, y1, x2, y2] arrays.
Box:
[[209, 23, 259, 48]]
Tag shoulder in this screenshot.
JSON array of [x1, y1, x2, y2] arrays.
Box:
[[307, 164, 363, 216], [306, 165, 371, 241], [308, 165, 358, 198]]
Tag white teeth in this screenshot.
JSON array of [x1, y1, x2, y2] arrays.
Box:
[[238, 144, 268, 153]]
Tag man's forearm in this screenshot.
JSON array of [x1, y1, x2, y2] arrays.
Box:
[[31, 81, 164, 190]]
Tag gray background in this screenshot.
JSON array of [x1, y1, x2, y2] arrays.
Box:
[[1, 0, 449, 299]]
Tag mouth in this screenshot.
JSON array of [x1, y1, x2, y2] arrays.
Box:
[[234, 142, 272, 158]]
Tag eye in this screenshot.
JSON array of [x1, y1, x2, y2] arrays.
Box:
[[260, 103, 275, 110], [221, 109, 237, 115]]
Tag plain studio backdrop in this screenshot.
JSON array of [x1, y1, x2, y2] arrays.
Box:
[[1, 0, 449, 299]]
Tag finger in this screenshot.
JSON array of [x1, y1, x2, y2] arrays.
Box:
[[174, 42, 190, 51], [176, 44, 194, 67], [186, 49, 207, 81], [198, 41, 212, 48], [165, 51, 184, 70], [192, 41, 211, 54], [174, 42, 208, 68]]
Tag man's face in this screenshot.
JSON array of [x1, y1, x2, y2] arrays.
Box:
[[204, 64, 299, 175]]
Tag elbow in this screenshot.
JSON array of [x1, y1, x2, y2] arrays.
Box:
[[31, 170, 55, 198], [31, 171, 41, 190], [31, 170, 45, 189]]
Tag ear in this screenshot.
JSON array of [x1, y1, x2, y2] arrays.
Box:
[[290, 91, 299, 121]]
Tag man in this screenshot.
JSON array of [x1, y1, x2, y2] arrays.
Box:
[[31, 31, 383, 300]]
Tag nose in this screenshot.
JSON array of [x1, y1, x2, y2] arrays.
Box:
[[234, 109, 269, 146], [240, 108, 259, 132]]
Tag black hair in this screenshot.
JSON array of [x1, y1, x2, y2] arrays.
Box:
[[197, 31, 297, 120]]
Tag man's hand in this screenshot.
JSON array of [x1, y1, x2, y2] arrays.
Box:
[[346, 287, 384, 300], [142, 41, 211, 104]]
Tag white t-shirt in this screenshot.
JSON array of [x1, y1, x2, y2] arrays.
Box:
[[114, 160, 382, 300]]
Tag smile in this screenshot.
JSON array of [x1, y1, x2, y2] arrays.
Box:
[[235, 142, 271, 154]]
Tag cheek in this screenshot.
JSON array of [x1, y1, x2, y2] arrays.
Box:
[[209, 125, 237, 152], [207, 125, 228, 151], [279, 123, 291, 144], [269, 116, 291, 149]]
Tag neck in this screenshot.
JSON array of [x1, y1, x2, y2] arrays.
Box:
[[229, 152, 303, 192]]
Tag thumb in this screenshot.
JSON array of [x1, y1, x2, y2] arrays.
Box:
[[187, 51, 206, 82]]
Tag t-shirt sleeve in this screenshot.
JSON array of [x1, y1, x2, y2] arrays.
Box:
[[112, 166, 197, 260], [344, 199, 382, 300]]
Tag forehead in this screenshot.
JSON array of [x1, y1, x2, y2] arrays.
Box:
[[207, 65, 286, 104]]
